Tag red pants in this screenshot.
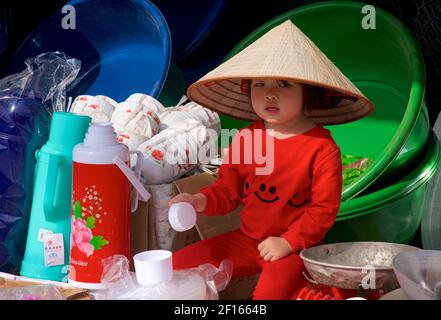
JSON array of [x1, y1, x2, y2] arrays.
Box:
[[172, 229, 307, 300]]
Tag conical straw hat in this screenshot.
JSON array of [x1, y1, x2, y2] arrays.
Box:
[[187, 20, 374, 125]]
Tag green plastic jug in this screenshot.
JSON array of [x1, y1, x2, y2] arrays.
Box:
[[20, 112, 91, 281]]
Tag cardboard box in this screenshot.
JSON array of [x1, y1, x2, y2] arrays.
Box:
[[131, 198, 158, 255], [131, 200, 150, 256]]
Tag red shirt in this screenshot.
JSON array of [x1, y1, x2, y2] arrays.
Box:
[[199, 120, 342, 254]]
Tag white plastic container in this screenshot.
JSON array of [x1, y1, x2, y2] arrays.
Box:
[[133, 250, 173, 286], [168, 202, 197, 232]]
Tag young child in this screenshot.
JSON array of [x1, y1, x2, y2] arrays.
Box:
[[169, 20, 374, 300]]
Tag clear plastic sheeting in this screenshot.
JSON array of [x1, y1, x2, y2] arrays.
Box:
[[0, 52, 81, 272], [0, 51, 81, 113], [95, 255, 233, 300], [393, 250, 441, 300], [422, 111, 441, 250], [0, 284, 65, 300]]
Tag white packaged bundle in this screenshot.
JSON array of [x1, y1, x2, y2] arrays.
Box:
[[70, 95, 116, 122], [111, 100, 161, 133], [159, 100, 220, 134], [138, 119, 217, 185], [111, 94, 164, 151]]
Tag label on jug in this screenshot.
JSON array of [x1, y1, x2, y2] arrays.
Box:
[[69, 162, 131, 285], [37, 228, 53, 242], [43, 233, 64, 267]]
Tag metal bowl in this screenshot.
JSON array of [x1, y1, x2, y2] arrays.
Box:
[[300, 242, 419, 291]]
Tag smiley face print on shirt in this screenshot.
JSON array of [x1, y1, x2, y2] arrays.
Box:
[[254, 183, 279, 203], [288, 192, 310, 208], [242, 180, 309, 208]]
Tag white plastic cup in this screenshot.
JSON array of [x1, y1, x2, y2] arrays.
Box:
[[133, 250, 173, 286], [168, 202, 197, 232]]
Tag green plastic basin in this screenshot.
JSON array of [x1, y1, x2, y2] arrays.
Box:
[[221, 1, 429, 200], [325, 129, 440, 244]]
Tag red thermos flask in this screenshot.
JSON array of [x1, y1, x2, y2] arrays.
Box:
[[68, 122, 149, 289]]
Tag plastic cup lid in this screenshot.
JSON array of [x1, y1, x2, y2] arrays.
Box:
[[168, 202, 196, 232]]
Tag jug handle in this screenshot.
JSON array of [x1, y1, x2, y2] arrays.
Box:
[[33, 149, 40, 189], [114, 155, 150, 213], [43, 154, 60, 218]]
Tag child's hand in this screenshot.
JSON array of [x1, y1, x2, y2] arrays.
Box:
[[257, 237, 293, 262], [168, 192, 207, 213]]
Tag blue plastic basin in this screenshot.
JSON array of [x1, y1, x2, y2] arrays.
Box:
[[8, 0, 171, 102]]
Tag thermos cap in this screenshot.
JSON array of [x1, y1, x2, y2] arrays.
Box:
[[84, 121, 118, 147], [168, 202, 197, 232], [73, 121, 129, 165]]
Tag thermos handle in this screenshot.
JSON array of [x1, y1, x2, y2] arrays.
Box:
[[129, 151, 144, 212], [43, 153, 60, 218], [114, 155, 150, 213], [132, 150, 143, 180]]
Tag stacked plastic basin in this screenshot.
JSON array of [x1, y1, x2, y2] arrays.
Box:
[[221, 1, 437, 244], [8, 0, 177, 104]]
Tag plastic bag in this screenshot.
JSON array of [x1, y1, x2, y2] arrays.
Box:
[[0, 51, 81, 113], [0, 52, 81, 272], [0, 284, 65, 300], [95, 255, 233, 300]]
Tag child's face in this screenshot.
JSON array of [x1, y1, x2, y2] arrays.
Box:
[[250, 78, 304, 125]]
